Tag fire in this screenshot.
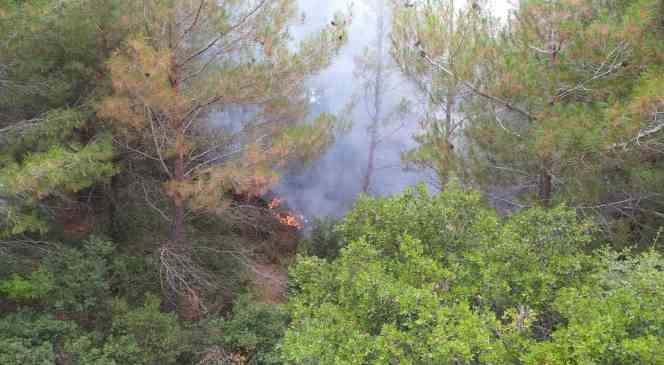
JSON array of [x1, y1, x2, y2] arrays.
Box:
[[279, 213, 303, 229], [267, 197, 303, 230], [268, 197, 283, 210]]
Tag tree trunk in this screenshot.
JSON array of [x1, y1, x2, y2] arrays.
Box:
[[538, 171, 552, 207], [363, 136, 377, 193], [167, 44, 186, 242], [160, 150, 184, 313], [362, 0, 385, 194], [106, 161, 123, 242], [169, 40, 185, 241], [171, 151, 185, 244], [161, 131, 186, 313]]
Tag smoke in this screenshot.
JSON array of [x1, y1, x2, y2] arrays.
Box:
[[274, 0, 431, 221], [206, 0, 513, 222]]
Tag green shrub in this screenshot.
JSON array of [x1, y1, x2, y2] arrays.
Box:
[[109, 254, 160, 304], [524, 250, 664, 365], [65, 333, 144, 365], [0, 309, 147, 365], [221, 296, 289, 365], [281, 186, 618, 364], [298, 217, 345, 260], [190, 295, 289, 364], [43, 236, 114, 312], [283, 234, 505, 364], [111, 294, 190, 365], [0, 338, 54, 365], [0, 269, 53, 300], [0, 311, 79, 343], [0, 311, 79, 365]]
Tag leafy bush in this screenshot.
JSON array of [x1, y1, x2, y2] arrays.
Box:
[[283, 187, 508, 363], [111, 294, 191, 365], [0, 309, 146, 365], [65, 333, 144, 365], [282, 186, 664, 364], [43, 236, 114, 312], [221, 296, 289, 364], [0, 311, 79, 365], [191, 295, 289, 365], [0, 293, 191, 365], [109, 254, 160, 304], [524, 250, 664, 365], [298, 217, 345, 260], [0, 236, 115, 311], [0, 269, 53, 300], [0, 338, 54, 365], [476, 206, 595, 312]]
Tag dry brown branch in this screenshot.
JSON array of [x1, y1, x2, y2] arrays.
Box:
[[0, 239, 60, 256], [158, 242, 215, 313]]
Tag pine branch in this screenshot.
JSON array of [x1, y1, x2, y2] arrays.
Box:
[[178, 0, 269, 67], [419, 50, 535, 121]]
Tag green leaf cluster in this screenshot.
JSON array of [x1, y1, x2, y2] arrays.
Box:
[[283, 186, 664, 364]]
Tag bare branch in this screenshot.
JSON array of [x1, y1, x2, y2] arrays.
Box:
[[113, 137, 161, 162], [141, 183, 172, 222], [182, 0, 206, 37], [610, 116, 664, 151], [147, 107, 173, 178], [178, 0, 269, 67]]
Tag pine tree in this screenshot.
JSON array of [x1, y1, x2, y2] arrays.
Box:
[[0, 0, 124, 238], [391, 0, 496, 186], [98, 0, 348, 309], [355, 0, 408, 193], [396, 0, 664, 242], [463, 0, 664, 241]]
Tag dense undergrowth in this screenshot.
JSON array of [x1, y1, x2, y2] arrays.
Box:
[[2, 186, 663, 364]]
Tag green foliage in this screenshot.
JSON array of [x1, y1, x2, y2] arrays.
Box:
[[0, 236, 116, 314], [65, 333, 144, 365], [0, 275, 189, 365], [42, 237, 115, 312], [298, 217, 345, 260], [111, 294, 190, 365], [0, 308, 145, 365], [284, 235, 504, 363], [391, 0, 495, 183], [0, 0, 121, 238], [0, 236, 119, 311], [0, 0, 124, 115], [0, 269, 53, 301], [3, 1, 664, 365], [0, 338, 54, 365], [0, 311, 78, 343], [220, 296, 289, 365], [395, 0, 664, 244], [525, 250, 664, 365], [0, 311, 78, 364], [337, 184, 496, 263], [283, 186, 664, 364], [109, 254, 160, 305], [0, 133, 116, 237], [283, 187, 507, 363], [476, 206, 595, 311], [1, 135, 115, 200]]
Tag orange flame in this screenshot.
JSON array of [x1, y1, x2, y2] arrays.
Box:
[[267, 197, 303, 230], [279, 213, 303, 229], [268, 197, 283, 210]]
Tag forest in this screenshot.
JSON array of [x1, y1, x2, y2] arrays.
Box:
[[1, 0, 664, 364]]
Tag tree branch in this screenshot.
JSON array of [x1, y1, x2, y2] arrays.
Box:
[[419, 51, 535, 121]]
